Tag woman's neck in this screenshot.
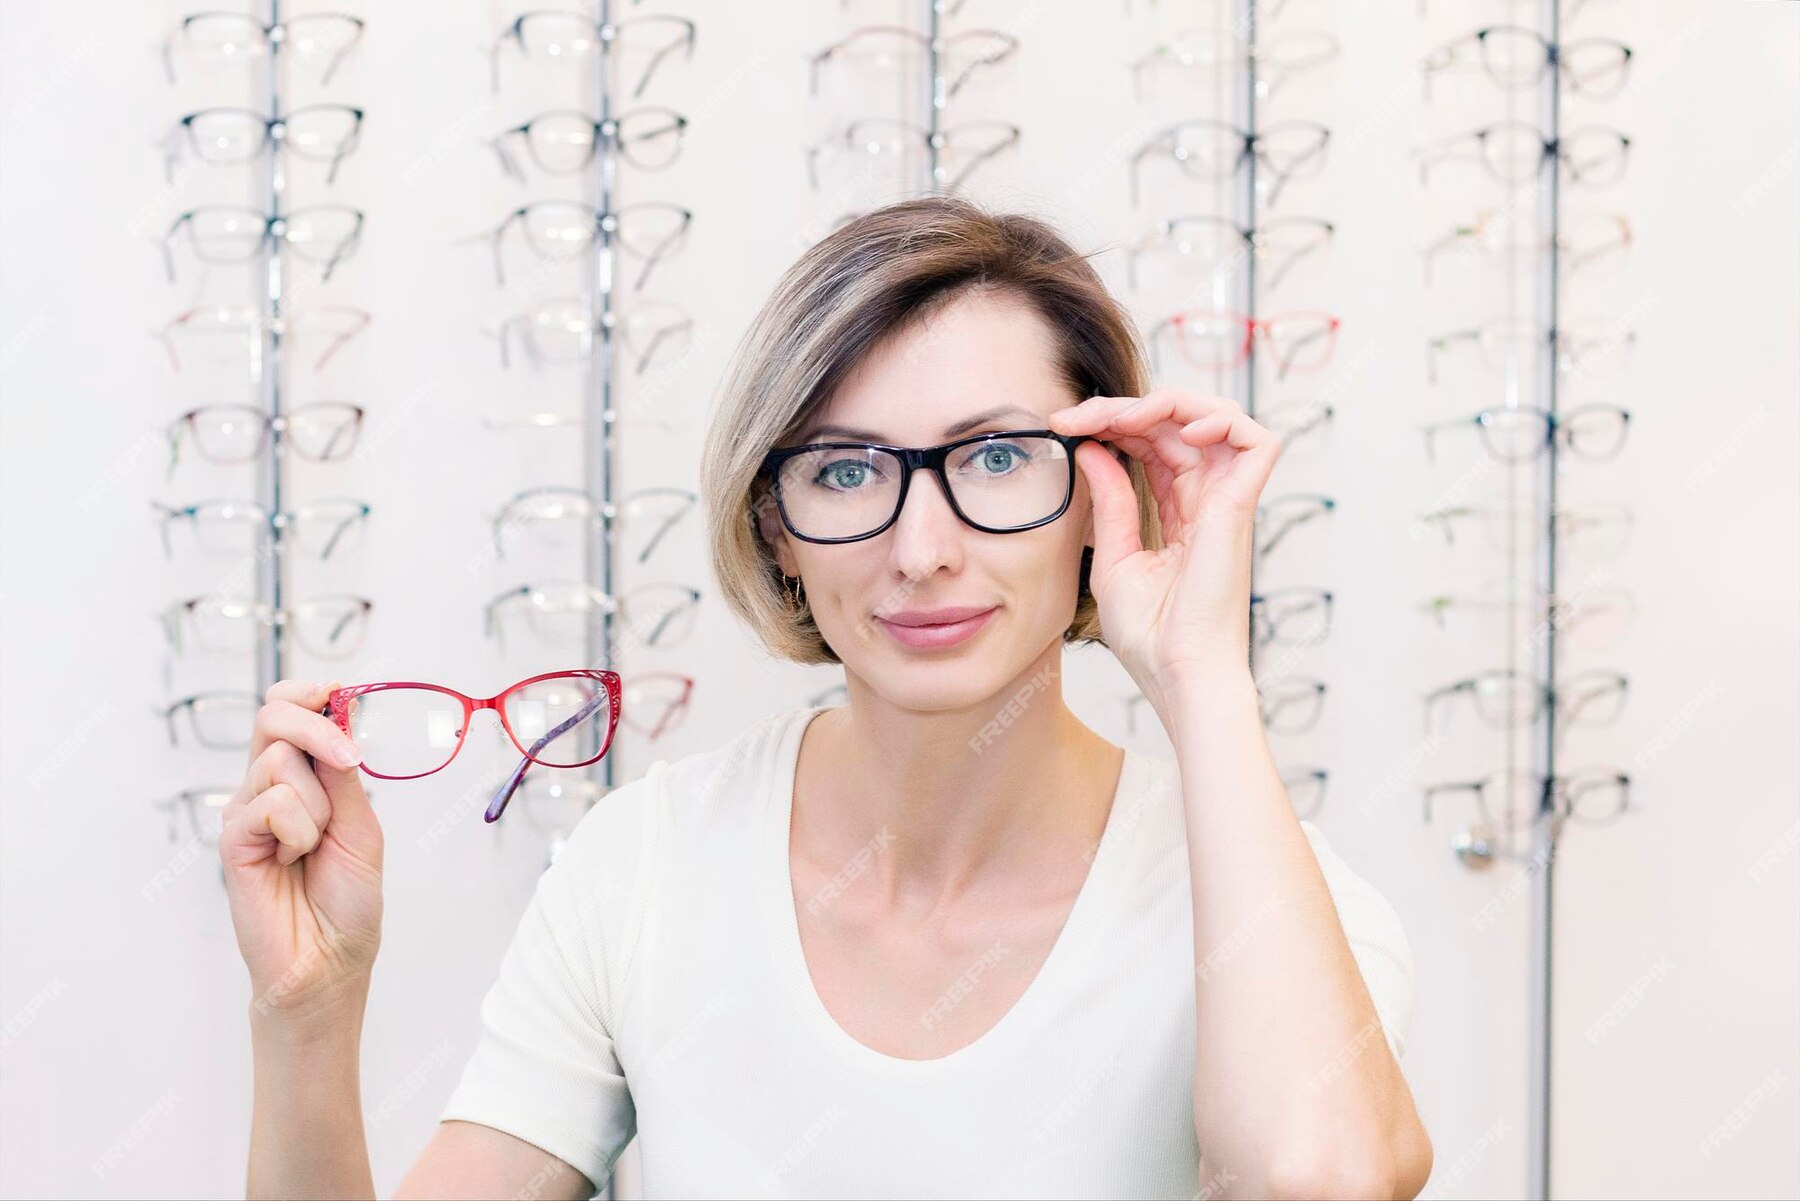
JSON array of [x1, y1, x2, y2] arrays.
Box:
[[792, 655, 1124, 911]]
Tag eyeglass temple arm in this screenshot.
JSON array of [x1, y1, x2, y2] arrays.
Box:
[[945, 126, 1019, 193], [317, 510, 365, 561], [636, 510, 680, 565], [633, 218, 691, 290], [320, 27, 362, 88], [485, 689, 609, 823], [312, 312, 371, 373], [633, 30, 692, 102], [326, 139, 350, 186], [319, 221, 361, 284], [489, 132, 525, 181], [1422, 781, 1481, 824], [151, 501, 179, 557]]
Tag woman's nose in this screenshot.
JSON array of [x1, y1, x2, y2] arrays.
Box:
[[888, 470, 964, 575]]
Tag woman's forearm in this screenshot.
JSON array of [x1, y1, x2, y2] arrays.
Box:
[[248, 999, 377, 1200], [1167, 668, 1426, 1198]]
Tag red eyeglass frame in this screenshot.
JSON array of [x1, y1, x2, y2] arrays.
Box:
[[321, 670, 623, 823], [324, 669, 623, 778], [1163, 307, 1342, 374]]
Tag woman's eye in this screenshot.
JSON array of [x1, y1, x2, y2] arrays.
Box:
[[815, 458, 873, 490], [961, 442, 1026, 477]]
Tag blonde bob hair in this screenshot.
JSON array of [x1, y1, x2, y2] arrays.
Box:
[[700, 193, 1164, 666]]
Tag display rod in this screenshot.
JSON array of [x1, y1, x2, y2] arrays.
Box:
[[256, 0, 290, 690], [1526, 0, 1564, 1193], [586, 0, 621, 794], [1236, 0, 1261, 673], [924, 0, 942, 187]]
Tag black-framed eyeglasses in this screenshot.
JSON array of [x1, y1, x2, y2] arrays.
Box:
[[1417, 122, 1631, 188], [758, 429, 1107, 545], [1249, 587, 1334, 646], [1282, 766, 1329, 820], [152, 496, 372, 560], [490, 106, 688, 178], [1129, 119, 1331, 209], [1424, 767, 1631, 833], [1422, 403, 1631, 463], [162, 104, 365, 185], [160, 204, 365, 284], [1259, 675, 1328, 733], [1421, 27, 1632, 100]]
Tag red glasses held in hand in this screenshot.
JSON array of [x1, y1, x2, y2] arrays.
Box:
[[321, 669, 623, 823]]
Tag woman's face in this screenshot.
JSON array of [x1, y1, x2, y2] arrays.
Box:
[[761, 289, 1096, 712]]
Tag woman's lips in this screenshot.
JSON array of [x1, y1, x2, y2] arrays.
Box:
[[873, 607, 997, 649]]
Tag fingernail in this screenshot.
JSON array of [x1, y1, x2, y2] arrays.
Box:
[[332, 740, 361, 767], [1119, 398, 1144, 413]]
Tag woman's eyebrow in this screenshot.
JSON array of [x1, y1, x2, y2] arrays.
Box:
[[804, 404, 1042, 443]]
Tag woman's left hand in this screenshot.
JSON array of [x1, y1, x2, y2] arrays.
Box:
[[1047, 388, 1283, 714]]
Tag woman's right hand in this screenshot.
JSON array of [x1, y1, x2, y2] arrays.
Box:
[[220, 679, 385, 1032]]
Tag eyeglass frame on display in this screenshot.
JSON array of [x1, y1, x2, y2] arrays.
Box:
[[161, 103, 366, 185], [159, 203, 366, 284], [153, 496, 371, 561], [489, 9, 697, 98], [160, 11, 366, 86]]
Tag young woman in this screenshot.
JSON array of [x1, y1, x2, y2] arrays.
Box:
[[222, 194, 1432, 1198]]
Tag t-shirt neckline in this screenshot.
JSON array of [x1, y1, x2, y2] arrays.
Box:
[[762, 704, 1139, 1081]]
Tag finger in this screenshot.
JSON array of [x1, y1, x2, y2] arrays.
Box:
[[244, 740, 333, 836], [1074, 440, 1143, 582], [1178, 411, 1238, 448], [1181, 410, 1284, 505], [1050, 390, 1229, 434], [1179, 408, 1283, 472], [1110, 389, 1233, 433], [1106, 393, 1222, 473], [1180, 405, 1280, 456], [247, 688, 359, 772], [1055, 393, 1218, 480], [232, 783, 322, 867], [263, 678, 340, 707], [1086, 429, 1186, 538], [1046, 394, 1143, 434]]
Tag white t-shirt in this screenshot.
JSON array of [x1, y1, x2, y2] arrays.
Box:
[[440, 704, 1416, 1198]]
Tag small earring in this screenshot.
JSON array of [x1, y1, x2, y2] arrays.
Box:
[[784, 574, 806, 610]]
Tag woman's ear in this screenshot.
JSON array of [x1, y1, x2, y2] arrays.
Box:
[[753, 488, 798, 575]]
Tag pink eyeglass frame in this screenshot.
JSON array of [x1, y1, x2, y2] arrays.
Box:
[[321, 669, 623, 823], [1163, 307, 1342, 375]]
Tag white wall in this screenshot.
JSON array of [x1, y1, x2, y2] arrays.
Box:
[[0, 1, 1795, 1197]]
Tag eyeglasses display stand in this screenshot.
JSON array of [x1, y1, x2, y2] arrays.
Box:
[[806, 2, 1021, 206], [254, 0, 292, 687], [482, 0, 698, 808], [152, 0, 369, 764], [1414, 0, 1638, 1194], [586, 0, 622, 800], [1119, 1, 1341, 788]]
